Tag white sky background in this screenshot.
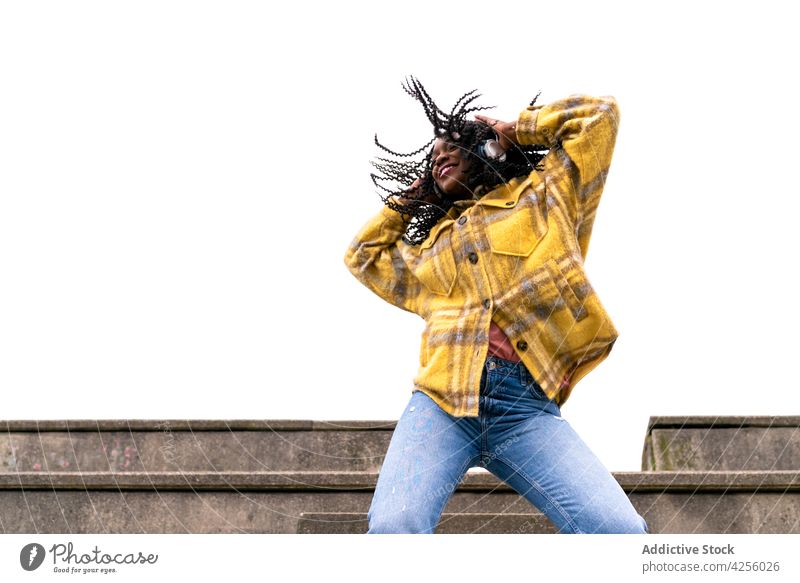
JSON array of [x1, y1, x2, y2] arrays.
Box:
[[1, 1, 798, 471]]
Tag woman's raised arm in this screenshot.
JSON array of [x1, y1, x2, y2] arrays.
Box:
[[343, 186, 425, 315], [515, 95, 620, 255]]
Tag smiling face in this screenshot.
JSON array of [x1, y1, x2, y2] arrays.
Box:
[[431, 138, 473, 199]]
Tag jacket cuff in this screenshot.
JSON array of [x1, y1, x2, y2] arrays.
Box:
[[516, 105, 544, 146]]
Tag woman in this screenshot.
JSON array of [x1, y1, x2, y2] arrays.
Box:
[[344, 78, 648, 534]]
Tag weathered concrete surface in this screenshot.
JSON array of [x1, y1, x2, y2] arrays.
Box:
[[8, 417, 797, 474], [0, 420, 395, 473], [642, 417, 800, 471], [1, 471, 798, 534], [3, 418, 798, 534], [297, 512, 557, 534], [2, 470, 799, 490]]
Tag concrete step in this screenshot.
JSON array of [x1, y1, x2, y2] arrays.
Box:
[[297, 512, 555, 534], [642, 416, 800, 471], [1, 420, 395, 473], [1, 470, 798, 534], [7, 416, 796, 475]]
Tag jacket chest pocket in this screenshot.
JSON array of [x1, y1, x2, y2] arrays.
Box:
[[484, 182, 549, 257], [401, 225, 458, 296]]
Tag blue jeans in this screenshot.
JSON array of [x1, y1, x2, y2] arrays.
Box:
[[367, 355, 648, 534]]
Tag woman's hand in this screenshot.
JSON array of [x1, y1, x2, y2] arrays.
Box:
[[474, 115, 519, 151]]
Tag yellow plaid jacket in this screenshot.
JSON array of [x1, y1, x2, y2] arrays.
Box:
[[344, 94, 621, 417]]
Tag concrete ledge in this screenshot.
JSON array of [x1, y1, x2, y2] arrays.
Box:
[[297, 512, 556, 534], [616, 471, 800, 492], [1, 420, 397, 473], [642, 416, 800, 471], [2, 471, 798, 533], [9, 417, 795, 474], [3, 470, 799, 491], [3, 417, 798, 534], [646, 416, 800, 429], [1, 420, 397, 431]]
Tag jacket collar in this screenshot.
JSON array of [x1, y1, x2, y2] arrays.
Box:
[[474, 176, 531, 207], [418, 174, 535, 251], [449, 175, 532, 211]]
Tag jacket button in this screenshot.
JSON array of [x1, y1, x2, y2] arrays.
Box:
[[468, 252, 478, 264], [458, 216, 467, 225], [482, 299, 491, 310], [516, 340, 528, 351]]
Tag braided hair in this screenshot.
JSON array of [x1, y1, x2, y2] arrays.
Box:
[[371, 76, 549, 246]]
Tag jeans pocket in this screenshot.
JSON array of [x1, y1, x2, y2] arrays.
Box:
[[521, 367, 549, 401], [529, 381, 549, 401]]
